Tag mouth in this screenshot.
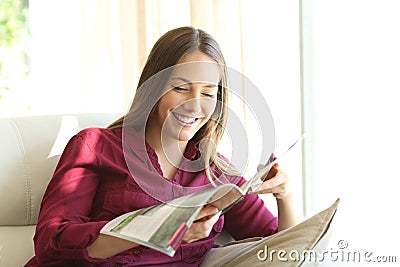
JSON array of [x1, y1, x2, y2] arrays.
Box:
[[172, 112, 200, 126]]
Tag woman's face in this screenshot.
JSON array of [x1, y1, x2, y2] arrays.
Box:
[[151, 51, 220, 142]]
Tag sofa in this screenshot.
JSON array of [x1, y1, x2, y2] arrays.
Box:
[[0, 113, 121, 266]]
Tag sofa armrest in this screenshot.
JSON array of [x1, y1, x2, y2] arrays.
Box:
[[0, 225, 36, 266]]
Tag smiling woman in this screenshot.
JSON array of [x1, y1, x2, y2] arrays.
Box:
[[25, 26, 298, 266], [147, 52, 220, 146], [110, 27, 232, 187], [145, 53, 221, 179]]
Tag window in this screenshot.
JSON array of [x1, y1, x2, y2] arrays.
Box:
[[0, 0, 29, 115], [301, 0, 399, 257]]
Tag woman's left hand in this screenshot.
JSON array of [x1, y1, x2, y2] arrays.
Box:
[[251, 163, 291, 199]]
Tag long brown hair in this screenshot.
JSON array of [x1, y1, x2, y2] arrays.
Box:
[[109, 26, 237, 183]]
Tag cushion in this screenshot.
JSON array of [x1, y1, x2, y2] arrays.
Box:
[[201, 198, 340, 266], [0, 114, 120, 226]]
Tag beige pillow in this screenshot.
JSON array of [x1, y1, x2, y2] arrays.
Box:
[[202, 198, 340, 267]]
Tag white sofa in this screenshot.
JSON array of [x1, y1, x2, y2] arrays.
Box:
[[0, 113, 121, 267]]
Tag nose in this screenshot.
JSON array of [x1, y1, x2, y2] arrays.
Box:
[[182, 94, 202, 114]]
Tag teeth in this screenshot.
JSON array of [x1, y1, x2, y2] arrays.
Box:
[[173, 113, 196, 124]]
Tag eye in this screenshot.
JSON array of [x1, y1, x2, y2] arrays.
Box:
[[172, 86, 188, 92], [202, 93, 215, 98]]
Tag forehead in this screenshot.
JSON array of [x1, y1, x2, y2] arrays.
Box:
[[169, 61, 221, 85]]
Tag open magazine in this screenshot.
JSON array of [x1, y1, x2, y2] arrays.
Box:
[[100, 135, 304, 257]]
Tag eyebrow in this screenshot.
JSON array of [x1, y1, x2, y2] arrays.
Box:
[[171, 77, 218, 88]]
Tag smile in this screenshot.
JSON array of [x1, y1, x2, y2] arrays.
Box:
[[172, 112, 199, 126]]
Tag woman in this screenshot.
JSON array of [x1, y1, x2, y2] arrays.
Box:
[[25, 26, 297, 266]]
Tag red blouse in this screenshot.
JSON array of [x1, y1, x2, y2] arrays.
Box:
[[25, 127, 277, 267]]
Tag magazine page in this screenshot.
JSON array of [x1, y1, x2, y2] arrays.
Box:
[[206, 183, 246, 214], [100, 183, 241, 256], [242, 134, 305, 192], [100, 195, 202, 256]]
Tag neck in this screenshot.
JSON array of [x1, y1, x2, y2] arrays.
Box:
[[145, 123, 187, 167]]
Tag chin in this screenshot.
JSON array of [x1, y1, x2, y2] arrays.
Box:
[[178, 132, 196, 142], [176, 123, 203, 142]]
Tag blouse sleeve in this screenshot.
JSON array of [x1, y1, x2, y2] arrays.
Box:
[[33, 130, 108, 266], [223, 177, 278, 240]]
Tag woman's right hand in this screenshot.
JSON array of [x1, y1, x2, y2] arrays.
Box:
[[182, 205, 221, 243]]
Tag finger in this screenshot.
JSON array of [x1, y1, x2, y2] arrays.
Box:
[[185, 211, 221, 242], [250, 181, 287, 195], [250, 170, 290, 196], [249, 188, 272, 195], [259, 171, 288, 190], [195, 211, 221, 232], [194, 205, 219, 222]]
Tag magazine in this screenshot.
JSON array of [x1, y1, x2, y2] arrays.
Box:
[[100, 135, 304, 257]]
